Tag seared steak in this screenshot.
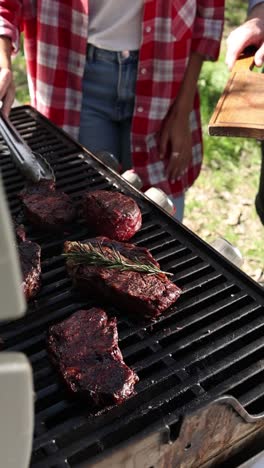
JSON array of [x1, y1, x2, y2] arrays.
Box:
[[16, 225, 41, 301], [82, 190, 142, 241], [19, 180, 76, 232], [15, 222, 26, 242], [47, 308, 138, 405], [64, 238, 181, 319]]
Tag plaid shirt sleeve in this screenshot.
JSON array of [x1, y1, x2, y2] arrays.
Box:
[[191, 0, 224, 60], [0, 0, 22, 53]]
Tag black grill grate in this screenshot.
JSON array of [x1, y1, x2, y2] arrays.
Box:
[[0, 106, 264, 467]]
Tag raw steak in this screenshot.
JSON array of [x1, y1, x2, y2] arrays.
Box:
[[47, 308, 138, 405], [64, 238, 181, 319], [82, 190, 142, 241], [16, 225, 41, 301], [19, 180, 76, 232]]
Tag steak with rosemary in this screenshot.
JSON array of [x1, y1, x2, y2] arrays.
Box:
[[82, 190, 142, 241], [47, 308, 138, 405], [64, 238, 181, 319], [16, 224, 41, 301], [19, 180, 76, 232]]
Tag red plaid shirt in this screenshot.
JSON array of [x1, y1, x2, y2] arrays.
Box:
[[0, 0, 224, 197]]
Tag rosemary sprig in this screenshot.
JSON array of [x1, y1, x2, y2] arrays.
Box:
[[63, 241, 173, 277]]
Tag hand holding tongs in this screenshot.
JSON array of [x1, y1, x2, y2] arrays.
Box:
[[0, 111, 55, 183]]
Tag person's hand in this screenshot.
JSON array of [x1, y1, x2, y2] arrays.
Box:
[[226, 4, 264, 70], [0, 36, 15, 116], [159, 108, 192, 183], [0, 68, 15, 116], [158, 51, 203, 183]]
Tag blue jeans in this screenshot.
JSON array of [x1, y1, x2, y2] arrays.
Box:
[[78, 44, 185, 222], [79, 44, 137, 170]]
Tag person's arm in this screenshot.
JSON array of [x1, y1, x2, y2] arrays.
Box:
[[0, 36, 15, 116], [159, 52, 204, 182], [0, 0, 23, 115], [159, 0, 224, 182], [226, 2, 264, 70]]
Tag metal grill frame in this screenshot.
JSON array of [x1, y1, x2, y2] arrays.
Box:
[[0, 105, 264, 468]]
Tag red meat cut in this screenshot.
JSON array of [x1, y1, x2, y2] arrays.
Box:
[[16, 224, 41, 301], [19, 180, 76, 232], [64, 238, 181, 319], [47, 308, 138, 406], [82, 190, 142, 241]]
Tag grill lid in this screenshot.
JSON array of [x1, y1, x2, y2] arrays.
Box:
[[0, 106, 264, 468]]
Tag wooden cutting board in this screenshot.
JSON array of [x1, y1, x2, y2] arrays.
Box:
[[208, 51, 264, 140]]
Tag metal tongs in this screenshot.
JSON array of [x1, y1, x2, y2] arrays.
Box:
[[0, 111, 55, 183]]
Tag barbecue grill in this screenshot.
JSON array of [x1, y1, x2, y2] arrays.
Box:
[[0, 105, 264, 468]]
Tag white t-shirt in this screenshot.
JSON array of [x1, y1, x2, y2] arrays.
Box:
[[88, 0, 144, 51]]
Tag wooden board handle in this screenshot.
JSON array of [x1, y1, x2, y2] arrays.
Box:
[[208, 44, 264, 140], [233, 48, 256, 72]]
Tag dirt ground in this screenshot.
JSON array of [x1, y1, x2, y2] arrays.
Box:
[[184, 155, 264, 286]]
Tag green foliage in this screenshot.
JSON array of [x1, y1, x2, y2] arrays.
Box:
[[12, 33, 29, 103], [224, 0, 247, 28], [198, 0, 259, 171], [186, 0, 263, 281], [12, 52, 30, 103], [198, 54, 260, 169]]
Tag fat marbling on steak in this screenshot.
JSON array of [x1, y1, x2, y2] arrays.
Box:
[[82, 190, 142, 241], [19, 180, 76, 232], [15, 224, 41, 301], [47, 308, 138, 405], [64, 237, 181, 319]]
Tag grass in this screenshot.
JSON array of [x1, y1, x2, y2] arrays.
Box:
[[224, 0, 249, 30], [185, 2, 264, 281], [12, 41, 30, 104], [198, 49, 260, 168], [198, 1, 260, 170]]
